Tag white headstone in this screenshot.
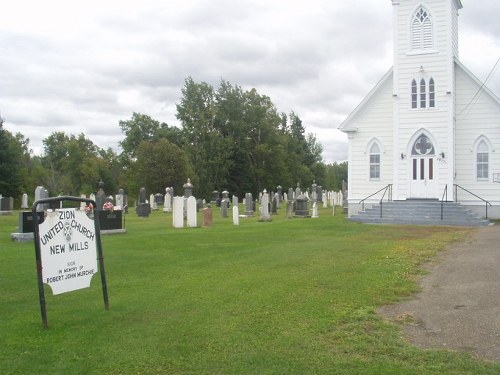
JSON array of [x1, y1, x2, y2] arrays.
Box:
[[150, 194, 158, 210], [260, 190, 271, 221], [232, 205, 239, 225], [323, 192, 328, 208], [187, 196, 197, 228], [80, 194, 87, 210], [163, 190, 172, 212], [172, 196, 184, 228], [312, 202, 319, 218], [115, 193, 124, 210], [21, 193, 29, 209]]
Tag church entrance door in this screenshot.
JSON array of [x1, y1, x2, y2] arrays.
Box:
[[409, 134, 438, 199]]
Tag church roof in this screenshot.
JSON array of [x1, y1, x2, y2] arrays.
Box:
[[338, 67, 393, 132]]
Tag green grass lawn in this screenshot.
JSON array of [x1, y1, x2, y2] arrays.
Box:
[[1, 205, 498, 374]]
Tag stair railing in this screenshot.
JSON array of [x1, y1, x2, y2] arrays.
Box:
[[454, 184, 492, 219], [440, 184, 448, 220], [358, 184, 393, 218]]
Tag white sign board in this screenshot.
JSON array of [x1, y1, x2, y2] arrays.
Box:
[[39, 208, 98, 295]]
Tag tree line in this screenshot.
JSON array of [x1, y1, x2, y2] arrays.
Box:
[[0, 78, 347, 206]]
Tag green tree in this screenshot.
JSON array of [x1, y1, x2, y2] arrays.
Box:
[[0, 116, 24, 198], [133, 139, 192, 195]]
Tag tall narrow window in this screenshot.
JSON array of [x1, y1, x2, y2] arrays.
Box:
[[369, 143, 380, 180], [429, 78, 435, 107], [411, 7, 433, 51], [420, 79, 426, 108], [411, 79, 418, 108], [477, 141, 489, 180]]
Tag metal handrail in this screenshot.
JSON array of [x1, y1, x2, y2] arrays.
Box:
[[440, 184, 448, 220], [358, 184, 393, 217], [454, 184, 492, 219]]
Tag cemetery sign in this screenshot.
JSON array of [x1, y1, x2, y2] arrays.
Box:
[[33, 196, 109, 328], [39, 208, 98, 295]]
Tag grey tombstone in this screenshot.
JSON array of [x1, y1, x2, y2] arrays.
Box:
[[155, 193, 164, 206], [276, 185, 283, 202], [172, 196, 184, 228], [311, 181, 317, 202], [294, 194, 310, 218], [183, 178, 193, 198], [187, 196, 197, 228], [0, 197, 14, 212], [211, 190, 220, 207], [295, 183, 301, 199], [288, 187, 294, 202], [203, 206, 213, 227], [317, 186, 323, 203], [34, 186, 48, 212], [287, 201, 294, 219], [163, 188, 172, 212], [244, 193, 254, 216], [271, 193, 278, 215], [139, 187, 147, 204], [233, 205, 240, 225], [21, 193, 29, 209], [221, 198, 229, 218], [96, 181, 106, 211]]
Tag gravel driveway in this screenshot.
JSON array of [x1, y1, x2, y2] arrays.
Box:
[[379, 224, 500, 361]]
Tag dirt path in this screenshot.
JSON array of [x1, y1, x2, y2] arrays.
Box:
[[379, 224, 500, 361]]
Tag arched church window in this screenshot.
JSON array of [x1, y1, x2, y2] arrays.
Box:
[[429, 78, 435, 107], [411, 7, 433, 51], [411, 79, 418, 108], [411, 134, 435, 156], [476, 140, 489, 180], [369, 143, 381, 180], [420, 78, 426, 108]]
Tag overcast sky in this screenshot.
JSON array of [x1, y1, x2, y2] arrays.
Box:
[[1, 0, 499, 163]]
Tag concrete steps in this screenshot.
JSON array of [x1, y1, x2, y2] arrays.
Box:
[[350, 199, 490, 226]]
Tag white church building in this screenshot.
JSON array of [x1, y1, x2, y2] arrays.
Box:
[[339, 0, 500, 222]]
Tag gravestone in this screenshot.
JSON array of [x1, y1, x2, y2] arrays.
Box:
[[220, 198, 229, 218], [311, 181, 317, 202], [95, 181, 106, 211], [163, 188, 172, 212], [18, 211, 45, 233], [294, 194, 310, 218], [276, 185, 283, 202], [21, 193, 29, 209], [233, 205, 239, 225], [0, 197, 14, 212], [295, 183, 301, 199], [172, 196, 184, 228], [244, 193, 254, 216], [288, 187, 294, 202], [211, 190, 220, 207], [317, 186, 323, 203], [287, 201, 294, 219], [232, 195, 238, 208], [136, 187, 150, 217], [35, 186, 49, 212], [139, 187, 147, 204], [203, 206, 213, 227], [271, 194, 278, 215], [183, 178, 194, 198], [155, 193, 164, 206], [115, 190, 124, 210], [187, 196, 197, 228], [312, 202, 319, 218], [259, 190, 271, 222], [150, 194, 158, 210]]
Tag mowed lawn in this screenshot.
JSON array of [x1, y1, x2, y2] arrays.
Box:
[[1, 206, 499, 374]]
